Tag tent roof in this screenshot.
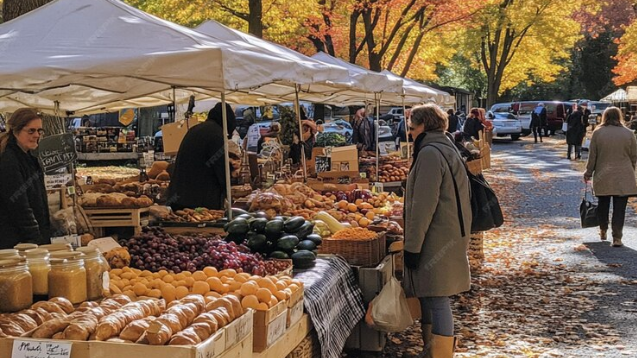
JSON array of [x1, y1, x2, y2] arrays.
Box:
[[600, 88, 627, 102], [0, 0, 348, 114], [380, 70, 453, 105]]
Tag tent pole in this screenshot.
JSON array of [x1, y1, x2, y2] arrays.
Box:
[[403, 93, 410, 159], [295, 85, 307, 181], [221, 92, 233, 220], [375, 93, 380, 183]]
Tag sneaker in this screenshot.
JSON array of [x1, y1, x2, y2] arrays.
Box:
[[600, 230, 607, 241]]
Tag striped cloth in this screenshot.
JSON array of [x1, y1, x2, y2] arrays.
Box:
[[294, 256, 365, 358]]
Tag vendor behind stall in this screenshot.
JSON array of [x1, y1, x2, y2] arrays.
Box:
[[167, 103, 236, 211], [0, 108, 51, 249], [290, 120, 317, 164]]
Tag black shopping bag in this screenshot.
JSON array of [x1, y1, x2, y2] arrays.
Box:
[[580, 184, 599, 228]]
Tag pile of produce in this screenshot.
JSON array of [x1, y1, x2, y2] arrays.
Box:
[[315, 132, 348, 147], [108, 267, 303, 309], [332, 227, 378, 240], [119, 227, 289, 275], [162, 208, 225, 223], [0, 293, 250, 346], [246, 182, 335, 219], [360, 156, 409, 182], [224, 213, 319, 268]]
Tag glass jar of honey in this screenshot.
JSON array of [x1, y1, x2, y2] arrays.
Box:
[[48, 253, 87, 304], [25, 248, 51, 296], [0, 258, 33, 312], [75, 247, 109, 300]]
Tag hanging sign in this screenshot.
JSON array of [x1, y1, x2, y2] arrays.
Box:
[[37, 134, 77, 175], [119, 108, 135, 126]]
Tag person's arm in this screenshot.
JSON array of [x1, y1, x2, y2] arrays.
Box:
[[0, 162, 42, 241], [404, 148, 444, 255], [630, 132, 637, 171], [584, 132, 598, 180]]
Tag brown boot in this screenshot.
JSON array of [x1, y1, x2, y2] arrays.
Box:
[[600, 229, 607, 241], [430, 334, 455, 358], [612, 237, 623, 247], [422, 324, 432, 358]]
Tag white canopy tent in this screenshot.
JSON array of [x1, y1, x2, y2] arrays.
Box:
[[600, 89, 627, 102], [0, 0, 351, 114], [380, 70, 452, 105]]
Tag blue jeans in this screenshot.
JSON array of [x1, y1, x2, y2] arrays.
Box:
[[419, 296, 454, 336]]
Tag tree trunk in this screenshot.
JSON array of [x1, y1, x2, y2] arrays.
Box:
[[3, 0, 52, 22], [248, 0, 263, 38]]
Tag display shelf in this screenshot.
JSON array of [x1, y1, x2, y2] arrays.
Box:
[[84, 207, 150, 236], [253, 314, 311, 358], [77, 152, 139, 161]]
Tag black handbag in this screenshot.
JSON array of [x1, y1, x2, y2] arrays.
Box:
[[427, 144, 504, 236], [580, 184, 599, 228]]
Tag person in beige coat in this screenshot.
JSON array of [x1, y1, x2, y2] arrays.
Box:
[[584, 107, 637, 247], [403, 104, 472, 358]]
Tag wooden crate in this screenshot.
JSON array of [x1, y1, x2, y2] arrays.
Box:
[[480, 145, 491, 170], [84, 207, 150, 236], [469, 231, 484, 271], [286, 331, 320, 358], [466, 159, 482, 175]]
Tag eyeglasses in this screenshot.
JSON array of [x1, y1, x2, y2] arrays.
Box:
[[408, 126, 416, 131], [24, 128, 45, 135]]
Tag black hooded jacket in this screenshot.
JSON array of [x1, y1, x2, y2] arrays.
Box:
[[0, 135, 51, 248], [167, 103, 236, 210]]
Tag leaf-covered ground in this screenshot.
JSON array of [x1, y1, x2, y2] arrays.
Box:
[[347, 134, 637, 358]]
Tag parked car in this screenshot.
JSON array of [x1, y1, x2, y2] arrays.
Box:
[[486, 111, 522, 140], [511, 101, 567, 135], [321, 119, 353, 142], [587, 101, 612, 128], [380, 107, 407, 123]]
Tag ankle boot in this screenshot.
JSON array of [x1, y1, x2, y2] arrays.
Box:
[[600, 230, 607, 241], [430, 334, 455, 358], [612, 236, 623, 247], [422, 324, 433, 358]]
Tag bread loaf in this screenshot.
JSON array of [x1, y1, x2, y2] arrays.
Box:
[[32, 318, 71, 339], [63, 315, 99, 341], [49, 297, 75, 314], [145, 321, 172, 345]]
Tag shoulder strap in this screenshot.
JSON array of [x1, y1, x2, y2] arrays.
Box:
[[426, 144, 466, 237]]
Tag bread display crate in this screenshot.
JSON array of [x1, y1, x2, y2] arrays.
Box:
[[318, 232, 386, 267], [84, 207, 150, 236], [254, 314, 311, 358], [253, 300, 288, 352], [0, 309, 253, 358], [285, 331, 320, 358]]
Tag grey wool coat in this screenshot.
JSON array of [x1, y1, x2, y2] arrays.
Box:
[[585, 125, 637, 196], [403, 131, 472, 298]]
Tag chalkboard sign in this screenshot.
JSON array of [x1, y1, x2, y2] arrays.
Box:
[[37, 134, 77, 174], [315, 156, 331, 173]]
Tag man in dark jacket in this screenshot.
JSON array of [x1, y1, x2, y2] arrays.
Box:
[[566, 106, 587, 160], [167, 103, 236, 211], [447, 109, 459, 133]]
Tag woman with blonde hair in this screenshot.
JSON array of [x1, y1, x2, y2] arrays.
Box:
[[404, 103, 472, 357], [0, 108, 50, 248], [584, 107, 637, 247]]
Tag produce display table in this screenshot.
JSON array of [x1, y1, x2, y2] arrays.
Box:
[[293, 256, 365, 358], [77, 152, 140, 161], [253, 314, 311, 358]]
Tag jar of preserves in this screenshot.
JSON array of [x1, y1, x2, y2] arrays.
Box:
[[76, 247, 109, 300], [0, 258, 33, 312], [0, 249, 21, 260], [25, 248, 51, 296], [14, 243, 38, 256], [48, 254, 87, 304], [40, 243, 73, 253]]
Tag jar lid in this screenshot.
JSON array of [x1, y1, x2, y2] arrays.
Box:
[[75, 246, 101, 258], [40, 243, 73, 252], [0, 249, 19, 258], [14, 243, 38, 251], [50, 251, 84, 260], [25, 248, 50, 258], [0, 258, 26, 268]]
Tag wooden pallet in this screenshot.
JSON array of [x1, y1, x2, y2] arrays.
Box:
[[84, 207, 150, 236]]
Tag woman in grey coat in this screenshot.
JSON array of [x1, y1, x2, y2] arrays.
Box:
[[403, 104, 472, 358], [584, 107, 637, 247]]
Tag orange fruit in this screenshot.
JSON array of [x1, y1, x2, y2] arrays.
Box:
[[175, 286, 189, 299]]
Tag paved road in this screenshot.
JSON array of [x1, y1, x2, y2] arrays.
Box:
[[491, 133, 637, 355]]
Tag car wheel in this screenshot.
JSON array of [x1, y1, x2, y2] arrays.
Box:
[[511, 134, 520, 140]]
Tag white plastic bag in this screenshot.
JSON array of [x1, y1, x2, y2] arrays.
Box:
[[367, 276, 413, 332]]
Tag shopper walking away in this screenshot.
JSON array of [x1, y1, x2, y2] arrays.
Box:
[[531, 103, 547, 143], [167, 103, 237, 211], [352, 108, 374, 153], [584, 107, 637, 247], [462, 108, 484, 142], [447, 109, 459, 133], [0, 108, 51, 249], [566, 105, 587, 160], [403, 104, 472, 358]]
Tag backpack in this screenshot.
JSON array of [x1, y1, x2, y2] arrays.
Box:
[[427, 144, 504, 235]]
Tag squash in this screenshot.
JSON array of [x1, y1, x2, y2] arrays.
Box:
[[314, 211, 345, 234]]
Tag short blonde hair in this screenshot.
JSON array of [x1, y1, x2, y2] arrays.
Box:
[[410, 104, 448, 132]]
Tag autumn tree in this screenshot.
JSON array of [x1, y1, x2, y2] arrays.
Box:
[[2, 0, 51, 22], [613, 19, 637, 85]]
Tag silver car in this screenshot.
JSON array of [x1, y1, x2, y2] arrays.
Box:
[[487, 111, 522, 140]]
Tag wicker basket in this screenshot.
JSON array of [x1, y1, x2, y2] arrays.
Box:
[[319, 232, 386, 266], [469, 231, 484, 260], [466, 159, 482, 175], [286, 331, 320, 358]]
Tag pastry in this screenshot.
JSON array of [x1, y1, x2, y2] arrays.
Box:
[[63, 315, 99, 341], [189, 322, 212, 341], [20, 309, 46, 325], [145, 321, 172, 345], [49, 297, 75, 314], [119, 317, 155, 342], [11, 314, 38, 332], [0, 321, 25, 337], [193, 312, 218, 334], [32, 318, 70, 339], [31, 301, 66, 315]]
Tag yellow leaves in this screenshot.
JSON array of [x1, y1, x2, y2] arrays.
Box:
[[613, 19, 637, 85]]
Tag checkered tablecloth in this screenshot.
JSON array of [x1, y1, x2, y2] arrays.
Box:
[[294, 256, 365, 358]]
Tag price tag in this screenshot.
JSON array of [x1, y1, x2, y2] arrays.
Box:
[[12, 340, 72, 358]]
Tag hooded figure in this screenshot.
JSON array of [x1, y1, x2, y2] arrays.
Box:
[[167, 103, 236, 210]]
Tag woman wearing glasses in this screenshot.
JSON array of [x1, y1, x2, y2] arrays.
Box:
[[403, 104, 471, 357], [0, 108, 50, 249]]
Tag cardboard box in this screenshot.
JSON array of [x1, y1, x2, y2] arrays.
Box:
[[161, 117, 200, 155], [286, 298, 304, 328], [253, 300, 288, 352], [330, 145, 358, 172]]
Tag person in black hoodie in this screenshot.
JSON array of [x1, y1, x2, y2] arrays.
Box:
[[167, 103, 236, 211], [0, 108, 50, 249]]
